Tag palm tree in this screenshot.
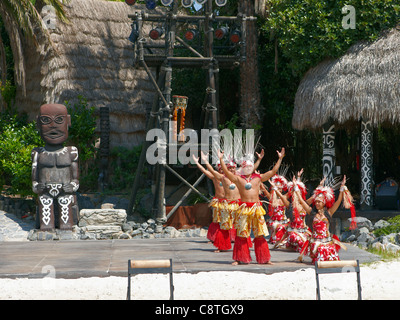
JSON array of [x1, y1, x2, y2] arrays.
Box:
[[0, 0, 68, 108]]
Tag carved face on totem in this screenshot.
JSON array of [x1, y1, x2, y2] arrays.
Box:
[[37, 104, 71, 146]]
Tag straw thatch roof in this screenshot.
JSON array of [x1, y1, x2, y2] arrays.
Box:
[[16, 0, 162, 148], [292, 25, 400, 131]]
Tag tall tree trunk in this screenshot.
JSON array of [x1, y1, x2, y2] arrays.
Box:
[[239, 0, 262, 130]]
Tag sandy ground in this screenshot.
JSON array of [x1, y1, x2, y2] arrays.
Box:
[[0, 258, 399, 300]]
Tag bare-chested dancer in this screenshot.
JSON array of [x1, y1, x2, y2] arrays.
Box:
[[219, 148, 285, 265], [192, 154, 225, 244]]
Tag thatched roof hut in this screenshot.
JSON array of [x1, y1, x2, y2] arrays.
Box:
[[292, 25, 400, 130], [17, 0, 160, 148]]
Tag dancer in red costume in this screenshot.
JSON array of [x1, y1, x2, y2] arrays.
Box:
[[199, 151, 239, 252], [219, 147, 285, 265], [199, 149, 264, 252], [192, 155, 225, 243], [295, 175, 357, 263], [266, 173, 290, 246], [271, 171, 312, 252]]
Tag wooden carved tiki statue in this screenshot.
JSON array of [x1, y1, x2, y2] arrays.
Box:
[[31, 104, 79, 231]]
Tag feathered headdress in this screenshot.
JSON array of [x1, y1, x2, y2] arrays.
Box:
[[312, 175, 342, 209], [270, 164, 289, 192], [268, 165, 289, 209], [315, 175, 357, 229], [313, 186, 335, 209], [287, 180, 307, 201], [220, 134, 236, 169], [234, 131, 260, 175], [270, 174, 288, 192]]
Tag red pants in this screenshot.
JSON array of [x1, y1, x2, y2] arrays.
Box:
[[233, 236, 270, 264]]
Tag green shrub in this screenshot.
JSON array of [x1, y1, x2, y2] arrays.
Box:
[[0, 80, 16, 107], [0, 114, 41, 196], [65, 95, 98, 164], [65, 95, 99, 191], [107, 145, 143, 192], [0, 95, 99, 196], [374, 215, 400, 237]]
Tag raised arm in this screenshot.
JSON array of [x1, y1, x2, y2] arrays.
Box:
[[200, 151, 224, 180], [306, 175, 325, 204], [328, 175, 346, 216], [292, 176, 312, 214], [269, 179, 290, 207], [192, 154, 214, 180], [260, 147, 285, 182], [260, 183, 271, 199], [218, 151, 239, 184], [254, 149, 264, 171]]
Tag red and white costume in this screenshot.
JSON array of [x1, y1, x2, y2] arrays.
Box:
[[299, 186, 349, 263], [285, 181, 311, 252], [301, 212, 342, 262], [267, 174, 289, 244]]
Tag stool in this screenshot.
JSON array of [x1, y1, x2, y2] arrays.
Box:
[[315, 260, 362, 300], [127, 259, 174, 300]]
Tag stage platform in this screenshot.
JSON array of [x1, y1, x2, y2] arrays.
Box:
[[0, 237, 380, 279]]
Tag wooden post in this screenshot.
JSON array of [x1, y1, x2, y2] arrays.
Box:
[[360, 119, 374, 210], [322, 122, 336, 185], [205, 0, 218, 130]]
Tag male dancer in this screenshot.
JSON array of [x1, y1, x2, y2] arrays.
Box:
[[192, 154, 225, 243], [200, 150, 265, 251], [219, 147, 285, 265]]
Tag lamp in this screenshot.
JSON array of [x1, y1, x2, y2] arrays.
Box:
[[125, 0, 136, 5], [230, 29, 241, 43], [184, 29, 198, 41], [161, 0, 173, 5], [215, 0, 227, 6], [215, 26, 229, 40], [182, 0, 194, 8], [149, 27, 164, 40]]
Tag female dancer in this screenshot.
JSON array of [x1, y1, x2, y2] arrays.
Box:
[[295, 176, 349, 263], [267, 173, 290, 245]]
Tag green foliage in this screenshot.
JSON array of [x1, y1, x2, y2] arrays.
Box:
[[218, 113, 239, 131], [0, 112, 41, 196], [0, 80, 16, 107], [0, 95, 99, 196], [64, 96, 99, 191], [256, 0, 399, 179], [262, 0, 400, 76], [65, 95, 98, 164], [374, 215, 400, 237], [365, 245, 400, 261], [107, 145, 143, 192]]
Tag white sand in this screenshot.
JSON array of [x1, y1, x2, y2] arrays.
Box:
[[1, 258, 399, 300]]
